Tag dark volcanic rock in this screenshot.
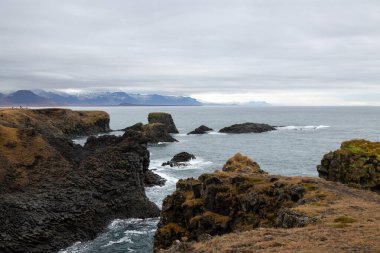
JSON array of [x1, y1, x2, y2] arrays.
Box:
[[172, 152, 196, 162], [154, 153, 319, 251], [187, 125, 213, 135], [0, 109, 163, 253], [219, 122, 275, 134], [125, 122, 178, 144], [317, 139, 380, 193], [148, 112, 179, 134], [162, 152, 196, 167]]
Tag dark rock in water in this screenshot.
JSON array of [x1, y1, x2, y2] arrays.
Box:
[[162, 152, 196, 167], [144, 170, 167, 187], [172, 152, 196, 162], [317, 139, 380, 193], [219, 122, 275, 134], [154, 153, 319, 251], [148, 112, 179, 134], [124, 122, 178, 144], [187, 125, 213, 135], [143, 123, 178, 143], [0, 108, 162, 253]]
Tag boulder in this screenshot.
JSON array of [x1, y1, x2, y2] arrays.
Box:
[[219, 123, 275, 134], [148, 112, 179, 133], [162, 152, 196, 167], [187, 125, 213, 135], [317, 139, 380, 192]]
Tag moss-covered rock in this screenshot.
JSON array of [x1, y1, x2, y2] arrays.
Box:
[[317, 139, 380, 192], [148, 112, 179, 133], [154, 153, 318, 251]]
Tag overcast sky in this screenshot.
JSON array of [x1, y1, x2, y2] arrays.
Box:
[[0, 0, 379, 105]]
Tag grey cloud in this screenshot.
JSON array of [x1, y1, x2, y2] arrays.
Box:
[[0, 0, 379, 104]]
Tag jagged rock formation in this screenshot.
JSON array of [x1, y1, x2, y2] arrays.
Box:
[[0, 108, 162, 253], [148, 112, 179, 134], [155, 153, 380, 253], [162, 152, 196, 167], [188, 125, 213, 135], [125, 122, 178, 144], [317, 139, 380, 193], [154, 153, 319, 251], [219, 123, 275, 134]]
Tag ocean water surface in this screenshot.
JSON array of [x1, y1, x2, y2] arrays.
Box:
[[62, 106, 380, 253]]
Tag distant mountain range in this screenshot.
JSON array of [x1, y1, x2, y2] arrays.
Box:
[[0, 90, 202, 106]]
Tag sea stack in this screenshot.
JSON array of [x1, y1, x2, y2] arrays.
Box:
[[148, 112, 179, 134]]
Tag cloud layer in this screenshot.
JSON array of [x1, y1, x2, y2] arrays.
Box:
[[1, 0, 379, 105]]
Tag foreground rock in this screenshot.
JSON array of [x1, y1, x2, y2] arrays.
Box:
[[188, 125, 213, 135], [317, 139, 380, 193], [125, 122, 178, 143], [148, 112, 179, 134], [162, 152, 196, 167], [155, 153, 380, 253], [154, 153, 318, 250], [0, 108, 162, 253], [219, 122, 275, 134]]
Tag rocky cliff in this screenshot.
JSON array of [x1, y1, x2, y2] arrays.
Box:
[[317, 139, 380, 193], [154, 153, 380, 253], [0, 108, 161, 253]]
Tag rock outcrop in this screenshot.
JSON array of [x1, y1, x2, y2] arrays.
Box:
[[154, 153, 319, 251], [125, 122, 178, 144], [317, 139, 380, 193], [188, 125, 213, 135], [155, 152, 380, 253], [0, 108, 162, 253], [219, 123, 275, 134], [162, 152, 196, 167], [148, 112, 179, 134]]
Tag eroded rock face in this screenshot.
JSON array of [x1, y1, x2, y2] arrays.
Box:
[[124, 122, 178, 143], [148, 112, 179, 134], [219, 123, 275, 134], [187, 125, 213, 135], [0, 109, 162, 253], [162, 152, 196, 167], [154, 153, 318, 251], [317, 139, 380, 193]]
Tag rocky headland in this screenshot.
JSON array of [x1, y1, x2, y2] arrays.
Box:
[[219, 123, 275, 134], [0, 108, 163, 253], [154, 147, 380, 252]]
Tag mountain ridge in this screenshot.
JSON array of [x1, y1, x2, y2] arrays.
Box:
[[0, 90, 202, 106]]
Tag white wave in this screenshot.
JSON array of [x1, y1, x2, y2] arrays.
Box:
[[208, 131, 227, 135], [276, 125, 330, 131], [101, 236, 132, 248]]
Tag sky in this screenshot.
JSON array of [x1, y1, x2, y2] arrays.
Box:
[[0, 0, 380, 105]]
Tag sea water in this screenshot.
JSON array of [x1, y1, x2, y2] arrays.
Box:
[[62, 106, 380, 253]]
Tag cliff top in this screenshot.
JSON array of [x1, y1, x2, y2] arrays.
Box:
[[341, 139, 380, 159]]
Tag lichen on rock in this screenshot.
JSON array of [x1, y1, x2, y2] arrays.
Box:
[[154, 153, 318, 251], [317, 139, 380, 192]]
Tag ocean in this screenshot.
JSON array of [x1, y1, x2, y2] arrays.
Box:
[[61, 106, 380, 253]]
